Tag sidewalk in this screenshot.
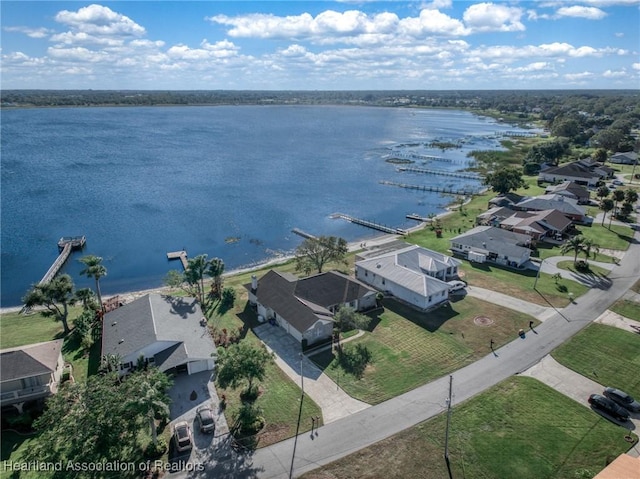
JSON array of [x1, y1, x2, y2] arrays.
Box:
[[594, 310, 640, 334], [465, 285, 557, 322]]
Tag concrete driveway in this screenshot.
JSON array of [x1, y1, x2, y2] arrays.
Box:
[[254, 323, 370, 423]]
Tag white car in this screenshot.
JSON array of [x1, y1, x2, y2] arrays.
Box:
[[447, 280, 467, 292]]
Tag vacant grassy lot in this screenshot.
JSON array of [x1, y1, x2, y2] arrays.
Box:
[[609, 299, 640, 321], [311, 297, 536, 405], [300, 376, 636, 479], [552, 323, 640, 398]]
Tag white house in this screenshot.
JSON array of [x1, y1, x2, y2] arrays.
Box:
[[1, 340, 65, 413], [245, 270, 377, 345], [101, 294, 216, 376], [355, 244, 459, 311]]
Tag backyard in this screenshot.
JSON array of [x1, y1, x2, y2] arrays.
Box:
[[300, 376, 636, 479]]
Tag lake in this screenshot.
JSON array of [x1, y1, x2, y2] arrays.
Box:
[[1, 105, 528, 307]]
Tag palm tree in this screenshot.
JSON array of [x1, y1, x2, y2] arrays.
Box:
[[75, 287, 98, 311], [126, 371, 171, 446], [207, 257, 225, 299], [79, 255, 107, 312], [599, 198, 614, 226], [185, 254, 209, 304], [582, 238, 600, 264], [595, 185, 610, 201], [560, 235, 586, 265], [22, 274, 76, 334], [624, 189, 638, 204], [611, 189, 626, 226]]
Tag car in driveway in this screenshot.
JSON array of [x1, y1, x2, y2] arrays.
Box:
[[173, 421, 193, 453], [588, 394, 630, 421], [196, 405, 216, 433], [447, 280, 467, 293], [603, 387, 640, 413]]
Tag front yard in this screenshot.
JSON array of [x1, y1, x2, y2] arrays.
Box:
[[311, 297, 537, 405]]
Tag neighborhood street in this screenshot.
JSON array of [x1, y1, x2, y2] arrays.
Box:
[[183, 227, 640, 479]]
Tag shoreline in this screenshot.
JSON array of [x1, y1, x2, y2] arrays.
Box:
[[0, 204, 464, 316]]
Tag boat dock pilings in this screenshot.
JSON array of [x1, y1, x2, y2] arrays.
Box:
[[330, 213, 407, 235], [167, 250, 189, 270]]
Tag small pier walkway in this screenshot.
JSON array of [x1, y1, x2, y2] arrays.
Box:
[[39, 236, 86, 285], [330, 213, 406, 235], [291, 228, 317, 240], [379, 180, 477, 196], [167, 250, 188, 270], [397, 166, 483, 181]]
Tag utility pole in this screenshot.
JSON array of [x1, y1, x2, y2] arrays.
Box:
[[533, 258, 543, 290], [444, 375, 454, 479], [289, 352, 305, 479]]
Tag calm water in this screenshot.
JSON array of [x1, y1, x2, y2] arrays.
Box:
[[1, 105, 525, 307]]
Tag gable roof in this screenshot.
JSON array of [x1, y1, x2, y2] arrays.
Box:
[[545, 181, 590, 199], [516, 194, 586, 217], [294, 271, 375, 308], [102, 294, 214, 371], [0, 340, 63, 382], [451, 226, 531, 257], [540, 161, 601, 179]]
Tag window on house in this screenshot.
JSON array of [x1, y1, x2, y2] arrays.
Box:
[[382, 279, 385, 285]]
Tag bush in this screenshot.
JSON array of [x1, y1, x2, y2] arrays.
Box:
[[338, 343, 372, 379], [143, 437, 167, 458]]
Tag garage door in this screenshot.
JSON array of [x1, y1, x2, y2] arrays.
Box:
[[187, 360, 210, 375]]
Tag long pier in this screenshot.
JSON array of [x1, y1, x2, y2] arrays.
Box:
[[39, 236, 86, 285], [379, 180, 477, 196], [330, 213, 407, 235], [167, 250, 189, 270], [291, 228, 317, 240], [397, 166, 483, 180], [386, 152, 450, 162]]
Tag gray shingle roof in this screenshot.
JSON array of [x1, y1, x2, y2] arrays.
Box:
[[516, 194, 585, 217], [0, 340, 63, 382], [451, 226, 531, 258]]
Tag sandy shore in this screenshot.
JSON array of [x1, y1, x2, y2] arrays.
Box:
[[1, 204, 462, 316]]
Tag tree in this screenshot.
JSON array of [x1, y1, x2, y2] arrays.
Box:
[[184, 254, 209, 304], [164, 269, 184, 289], [207, 257, 225, 299], [582, 238, 600, 263], [75, 287, 98, 311], [216, 342, 274, 396], [611, 189, 626, 224], [333, 306, 372, 336], [595, 185, 610, 200], [560, 235, 586, 265], [79, 255, 107, 312], [624, 189, 638, 205], [294, 236, 348, 275], [22, 274, 76, 334], [483, 168, 526, 195], [620, 201, 635, 219], [599, 198, 614, 226], [592, 148, 608, 163]]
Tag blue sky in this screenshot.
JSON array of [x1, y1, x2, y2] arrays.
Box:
[[2, 1, 639, 90]]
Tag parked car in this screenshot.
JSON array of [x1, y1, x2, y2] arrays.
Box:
[[173, 421, 193, 453], [612, 179, 624, 186], [447, 280, 467, 292], [196, 405, 216, 433], [603, 387, 640, 413], [588, 394, 630, 421]]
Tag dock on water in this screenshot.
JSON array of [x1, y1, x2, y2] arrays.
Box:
[[167, 250, 189, 270], [331, 213, 407, 235], [291, 228, 317, 240], [39, 236, 86, 285]]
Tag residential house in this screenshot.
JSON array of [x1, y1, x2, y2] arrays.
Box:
[[514, 194, 587, 223], [1, 339, 65, 413], [609, 152, 638, 165], [487, 192, 525, 209], [355, 244, 461, 310], [245, 270, 377, 345], [101, 294, 216, 376], [499, 209, 572, 241], [537, 159, 612, 186], [544, 181, 591, 204], [450, 226, 532, 268], [476, 206, 519, 226]]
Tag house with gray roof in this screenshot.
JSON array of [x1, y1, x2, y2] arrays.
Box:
[[537, 160, 611, 187], [245, 270, 377, 345], [450, 226, 532, 268], [544, 181, 590, 204], [1, 339, 64, 413], [101, 294, 216, 376], [610, 151, 638, 165], [514, 194, 587, 223], [355, 244, 460, 310]]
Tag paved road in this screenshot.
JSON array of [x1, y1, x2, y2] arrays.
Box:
[[182, 227, 640, 479]]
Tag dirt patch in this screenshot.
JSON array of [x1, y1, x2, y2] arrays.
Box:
[[474, 316, 494, 326], [258, 423, 291, 447]]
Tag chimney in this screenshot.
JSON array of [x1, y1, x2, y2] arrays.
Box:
[[251, 274, 258, 291]]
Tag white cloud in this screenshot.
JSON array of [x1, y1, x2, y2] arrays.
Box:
[[556, 6, 607, 20], [462, 3, 525, 32], [633, 63, 640, 70], [603, 68, 628, 77], [3, 26, 51, 38], [55, 4, 146, 37]]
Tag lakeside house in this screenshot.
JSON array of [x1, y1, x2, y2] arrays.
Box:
[[101, 294, 216, 376], [544, 181, 591, 204], [355, 243, 460, 311], [477, 208, 572, 241], [245, 270, 377, 346], [450, 226, 532, 268], [513, 194, 588, 224], [609, 151, 638, 165], [1, 339, 65, 414], [538, 159, 613, 187]]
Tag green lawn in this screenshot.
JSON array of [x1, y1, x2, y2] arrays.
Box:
[[301, 376, 636, 479], [556, 260, 611, 278], [609, 299, 640, 321], [310, 297, 537, 405], [0, 431, 38, 479], [552, 323, 640, 398], [575, 223, 635, 251]]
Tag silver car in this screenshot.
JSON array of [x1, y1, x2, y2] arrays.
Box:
[[196, 405, 216, 433]]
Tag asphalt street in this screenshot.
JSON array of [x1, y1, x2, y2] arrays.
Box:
[[182, 226, 640, 479]]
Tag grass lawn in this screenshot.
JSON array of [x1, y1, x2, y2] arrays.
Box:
[[310, 297, 537, 405], [300, 376, 637, 479], [575, 223, 634, 252], [0, 431, 38, 479], [556, 260, 611, 278], [552, 323, 640, 398], [609, 299, 640, 321]]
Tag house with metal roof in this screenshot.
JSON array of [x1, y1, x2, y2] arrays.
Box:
[[450, 226, 532, 268], [514, 194, 588, 223], [1, 339, 65, 413], [101, 294, 216, 376], [355, 244, 460, 310], [544, 181, 591, 204], [245, 270, 377, 345]]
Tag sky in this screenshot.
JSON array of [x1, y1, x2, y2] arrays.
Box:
[[1, 1, 639, 90]]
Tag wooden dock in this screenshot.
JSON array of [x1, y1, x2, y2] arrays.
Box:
[[39, 236, 86, 285], [291, 228, 317, 240], [397, 166, 483, 180], [167, 250, 188, 270], [331, 213, 407, 235], [379, 180, 477, 196]]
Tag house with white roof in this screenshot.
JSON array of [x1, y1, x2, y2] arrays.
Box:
[[101, 294, 216, 376], [355, 244, 460, 310]]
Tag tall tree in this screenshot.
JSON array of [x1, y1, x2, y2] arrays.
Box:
[[22, 274, 76, 334], [79, 255, 107, 312], [624, 189, 638, 204], [592, 148, 608, 164], [216, 342, 274, 396], [560, 235, 586, 265], [483, 168, 526, 195], [75, 287, 98, 311], [611, 189, 626, 225], [595, 185, 610, 201], [582, 238, 600, 263], [207, 257, 225, 299], [184, 254, 209, 304], [295, 236, 349, 275], [599, 198, 615, 226]]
